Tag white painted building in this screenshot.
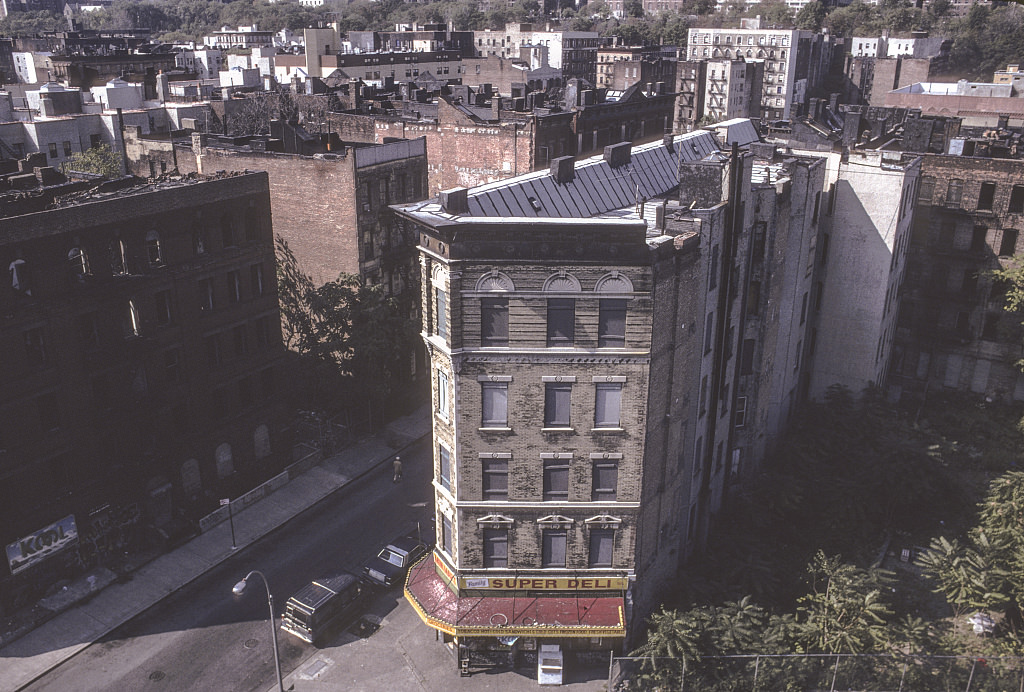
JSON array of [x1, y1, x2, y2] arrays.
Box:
[[89, 77, 144, 111], [13, 51, 52, 84], [175, 49, 224, 81], [850, 37, 884, 58], [219, 67, 260, 88], [808, 150, 921, 399]]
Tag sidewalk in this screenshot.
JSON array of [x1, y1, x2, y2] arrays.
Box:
[[272, 588, 610, 692], [1, 407, 432, 692]]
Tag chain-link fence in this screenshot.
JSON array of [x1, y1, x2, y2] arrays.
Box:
[[610, 654, 1024, 691]]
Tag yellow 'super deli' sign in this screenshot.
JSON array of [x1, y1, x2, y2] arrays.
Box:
[[459, 576, 629, 591]]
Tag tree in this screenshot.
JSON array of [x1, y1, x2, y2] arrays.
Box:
[[988, 258, 1024, 371], [917, 534, 1010, 619], [795, 1, 827, 31], [623, 0, 645, 18], [586, 0, 611, 19], [0, 10, 65, 36], [62, 144, 123, 179], [825, 1, 882, 37], [275, 236, 417, 422], [512, 0, 540, 21], [797, 552, 895, 654], [757, 0, 794, 27], [918, 471, 1024, 631]]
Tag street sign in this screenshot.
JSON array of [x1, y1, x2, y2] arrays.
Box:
[[220, 498, 230, 506]]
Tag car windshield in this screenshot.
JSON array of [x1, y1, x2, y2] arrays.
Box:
[[378, 548, 404, 567]]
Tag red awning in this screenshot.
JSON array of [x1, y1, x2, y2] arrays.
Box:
[[404, 556, 626, 638]]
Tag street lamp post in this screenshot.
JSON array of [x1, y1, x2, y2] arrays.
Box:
[[232, 570, 284, 692]]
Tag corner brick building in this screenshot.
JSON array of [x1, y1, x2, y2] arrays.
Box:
[[392, 122, 826, 676], [0, 172, 290, 614]]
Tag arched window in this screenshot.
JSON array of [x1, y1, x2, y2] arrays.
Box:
[[68, 246, 90, 279], [146, 230, 163, 266], [126, 299, 140, 337], [9, 258, 31, 296], [544, 271, 580, 347], [110, 238, 128, 275]]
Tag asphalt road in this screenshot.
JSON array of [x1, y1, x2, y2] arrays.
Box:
[[21, 439, 432, 692]]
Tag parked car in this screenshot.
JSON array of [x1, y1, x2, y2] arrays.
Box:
[[361, 536, 428, 588], [280, 571, 364, 645]]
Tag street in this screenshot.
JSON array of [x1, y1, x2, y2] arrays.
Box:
[[21, 440, 432, 692]]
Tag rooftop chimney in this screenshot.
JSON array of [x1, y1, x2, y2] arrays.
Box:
[[663, 133, 675, 152], [440, 187, 469, 214], [604, 141, 631, 168], [550, 156, 574, 184]]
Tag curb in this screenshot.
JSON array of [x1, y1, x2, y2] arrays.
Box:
[[11, 428, 431, 692]]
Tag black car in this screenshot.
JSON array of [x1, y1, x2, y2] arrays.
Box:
[[361, 536, 428, 588]]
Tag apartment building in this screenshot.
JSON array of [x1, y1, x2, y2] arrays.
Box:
[[892, 151, 1024, 400], [0, 171, 290, 615], [474, 24, 601, 85], [686, 26, 831, 121], [596, 45, 676, 92], [392, 123, 826, 677]]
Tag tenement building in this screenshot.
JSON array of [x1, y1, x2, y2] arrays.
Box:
[[685, 24, 832, 122], [893, 149, 1024, 400], [392, 121, 826, 678], [0, 171, 290, 614]]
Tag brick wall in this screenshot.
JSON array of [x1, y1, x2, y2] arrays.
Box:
[[0, 173, 292, 592], [190, 146, 360, 285]]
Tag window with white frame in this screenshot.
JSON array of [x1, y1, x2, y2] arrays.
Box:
[[439, 444, 452, 492], [544, 381, 572, 428], [594, 380, 623, 428], [481, 380, 509, 428], [437, 369, 450, 420], [441, 514, 453, 555]]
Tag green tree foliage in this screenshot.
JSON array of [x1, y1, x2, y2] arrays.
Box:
[[917, 534, 1011, 619], [0, 10, 65, 36], [795, 1, 827, 31], [919, 471, 1024, 632], [797, 552, 895, 654], [757, 0, 795, 27], [512, 0, 540, 21], [76, 0, 331, 41], [62, 144, 123, 178], [623, 0, 645, 19], [275, 236, 416, 417], [824, 0, 884, 37]]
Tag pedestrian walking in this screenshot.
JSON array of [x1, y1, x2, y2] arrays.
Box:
[[392, 456, 403, 482]]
